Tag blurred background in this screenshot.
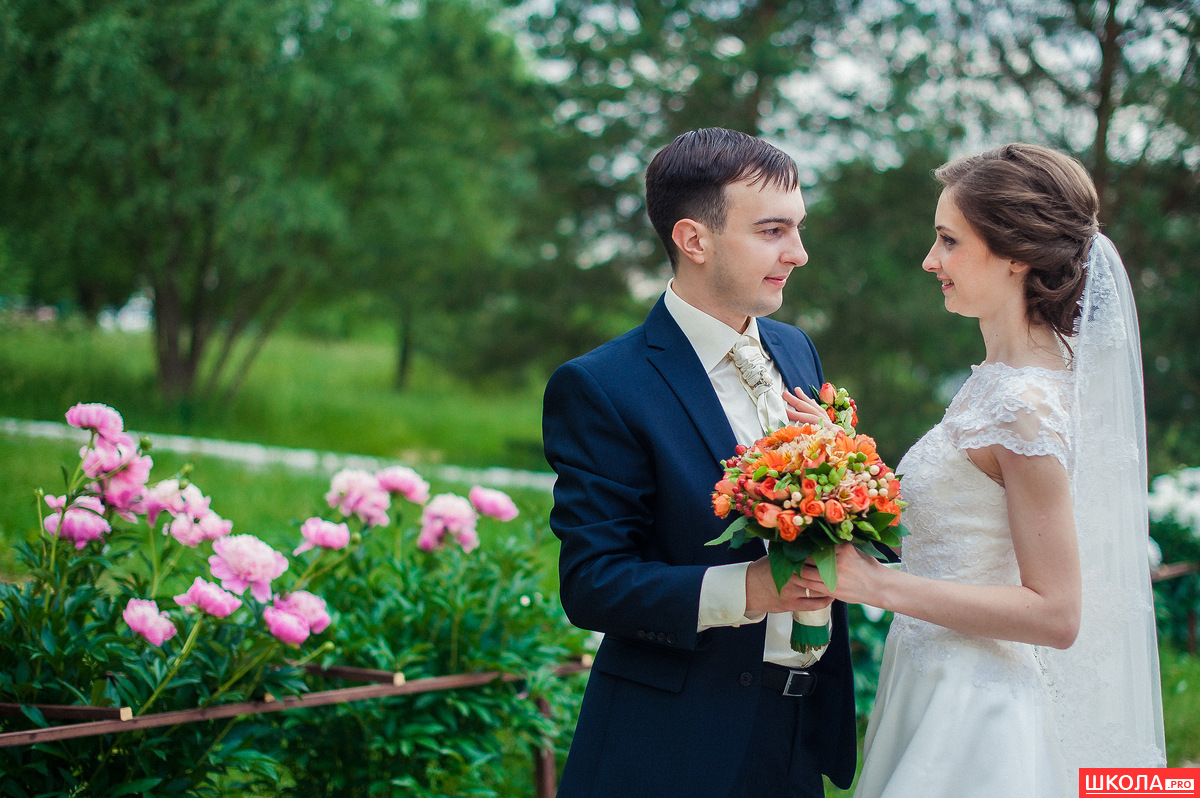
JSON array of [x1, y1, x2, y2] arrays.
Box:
[[1, 0, 1199, 780]]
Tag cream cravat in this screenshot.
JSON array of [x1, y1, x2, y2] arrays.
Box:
[[729, 335, 788, 433]]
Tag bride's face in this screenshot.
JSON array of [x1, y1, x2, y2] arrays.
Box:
[[922, 190, 1026, 320]]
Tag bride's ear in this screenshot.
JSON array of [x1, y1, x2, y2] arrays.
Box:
[[672, 219, 709, 265], [1008, 258, 1031, 276]]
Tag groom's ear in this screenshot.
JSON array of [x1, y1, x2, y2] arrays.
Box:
[[671, 218, 709, 265]]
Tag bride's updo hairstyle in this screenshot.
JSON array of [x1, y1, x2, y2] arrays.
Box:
[[933, 143, 1098, 340]]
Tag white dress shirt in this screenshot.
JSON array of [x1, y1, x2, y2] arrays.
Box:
[[663, 282, 816, 668]]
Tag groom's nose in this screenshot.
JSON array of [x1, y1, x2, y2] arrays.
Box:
[[783, 231, 808, 268]]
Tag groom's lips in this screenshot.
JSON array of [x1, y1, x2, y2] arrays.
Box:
[[765, 275, 789, 287]]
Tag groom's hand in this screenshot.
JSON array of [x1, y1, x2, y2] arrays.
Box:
[[782, 387, 830, 428], [746, 556, 834, 614]]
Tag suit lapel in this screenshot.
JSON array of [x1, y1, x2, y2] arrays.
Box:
[[760, 323, 817, 401], [643, 298, 738, 465]]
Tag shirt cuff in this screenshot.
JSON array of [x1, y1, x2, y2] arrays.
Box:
[[698, 562, 767, 632]]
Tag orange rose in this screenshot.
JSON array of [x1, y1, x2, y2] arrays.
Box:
[[824, 501, 847, 524], [799, 497, 825, 518], [755, 502, 782, 528], [715, 479, 737, 497], [712, 493, 732, 518], [801, 477, 818, 499], [819, 382, 837, 405], [777, 511, 800, 541]]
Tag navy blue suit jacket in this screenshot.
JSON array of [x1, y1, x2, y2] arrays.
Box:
[[542, 297, 858, 797]]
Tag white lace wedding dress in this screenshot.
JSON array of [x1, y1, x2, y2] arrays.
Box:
[[854, 363, 1075, 798]]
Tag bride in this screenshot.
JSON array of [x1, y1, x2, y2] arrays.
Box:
[[788, 143, 1166, 795]]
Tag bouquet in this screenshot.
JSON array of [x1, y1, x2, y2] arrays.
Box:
[[707, 383, 907, 653]]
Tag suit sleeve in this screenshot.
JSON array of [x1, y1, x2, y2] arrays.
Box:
[[543, 360, 708, 652]]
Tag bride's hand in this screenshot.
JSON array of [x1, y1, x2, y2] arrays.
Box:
[[782, 387, 830, 427], [798, 544, 888, 606]]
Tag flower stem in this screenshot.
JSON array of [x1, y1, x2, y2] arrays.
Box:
[[289, 548, 349, 594], [209, 644, 278, 703], [138, 615, 204, 717]]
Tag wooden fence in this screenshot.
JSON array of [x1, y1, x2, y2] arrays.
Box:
[[0, 660, 591, 798]]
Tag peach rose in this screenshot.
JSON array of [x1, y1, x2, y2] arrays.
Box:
[[845, 484, 871, 514], [801, 478, 818, 499], [819, 382, 837, 405], [824, 501, 847, 524], [712, 493, 732, 518], [759, 477, 789, 502], [755, 502, 782, 528]]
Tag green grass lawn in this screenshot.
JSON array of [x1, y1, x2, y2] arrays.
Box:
[[0, 317, 550, 471]]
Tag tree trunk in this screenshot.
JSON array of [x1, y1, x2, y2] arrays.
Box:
[[394, 306, 413, 393], [1093, 1, 1121, 217]]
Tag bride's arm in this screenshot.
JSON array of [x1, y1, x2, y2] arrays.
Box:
[[798, 444, 1082, 649]]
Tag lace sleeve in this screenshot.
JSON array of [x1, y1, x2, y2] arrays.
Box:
[[943, 366, 1074, 469]]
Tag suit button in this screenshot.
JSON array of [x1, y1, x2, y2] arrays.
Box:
[[655, 632, 666, 643], [667, 634, 677, 644], [739, 672, 753, 687], [636, 630, 646, 639]]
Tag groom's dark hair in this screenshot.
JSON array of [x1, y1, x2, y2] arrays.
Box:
[[645, 127, 799, 270]]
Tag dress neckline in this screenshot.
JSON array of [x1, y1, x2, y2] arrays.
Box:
[[970, 361, 1074, 380]]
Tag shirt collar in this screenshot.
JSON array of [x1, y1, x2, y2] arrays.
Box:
[[663, 280, 766, 373]]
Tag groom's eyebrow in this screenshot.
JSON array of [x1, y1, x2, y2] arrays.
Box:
[[754, 213, 807, 226]]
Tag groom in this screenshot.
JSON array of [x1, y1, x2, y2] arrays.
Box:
[[542, 128, 858, 797]]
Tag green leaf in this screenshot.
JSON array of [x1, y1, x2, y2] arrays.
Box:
[[704, 515, 747, 546], [866, 510, 898, 530], [768, 544, 798, 593], [109, 778, 164, 796], [812, 546, 839, 593]]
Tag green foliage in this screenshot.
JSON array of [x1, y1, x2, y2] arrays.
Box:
[[1151, 514, 1200, 653], [0, 0, 562, 402], [1161, 646, 1200, 767], [275, 528, 586, 797], [0, 411, 582, 796]]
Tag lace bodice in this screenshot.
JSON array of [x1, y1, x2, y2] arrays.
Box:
[[888, 363, 1074, 686]]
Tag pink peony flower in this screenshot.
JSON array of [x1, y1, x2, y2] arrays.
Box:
[[263, 605, 310, 646], [468, 486, 519, 522], [174, 577, 242, 618], [123, 598, 178, 646], [169, 508, 232, 547], [65, 402, 124, 441], [208, 534, 288, 602], [419, 493, 479, 553], [324, 468, 391, 528], [140, 479, 204, 527], [43, 494, 111, 549], [80, 432, 153, 515], [293, 517, 351, 556], [274, 590, 331, 634], [376, 465, 430, 505]]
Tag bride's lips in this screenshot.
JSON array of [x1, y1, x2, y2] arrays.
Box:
[[765, 275, 789, 287]]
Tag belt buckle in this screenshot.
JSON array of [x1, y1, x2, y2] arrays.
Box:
[[782, 669, 813, 697]]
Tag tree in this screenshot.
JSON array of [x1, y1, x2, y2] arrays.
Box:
[[0, 0, 555, 403]]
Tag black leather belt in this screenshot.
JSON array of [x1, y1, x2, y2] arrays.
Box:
[[761, 664, 817, 697]]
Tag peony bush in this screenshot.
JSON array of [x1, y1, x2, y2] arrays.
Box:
[[0, 403, 586, 796]]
